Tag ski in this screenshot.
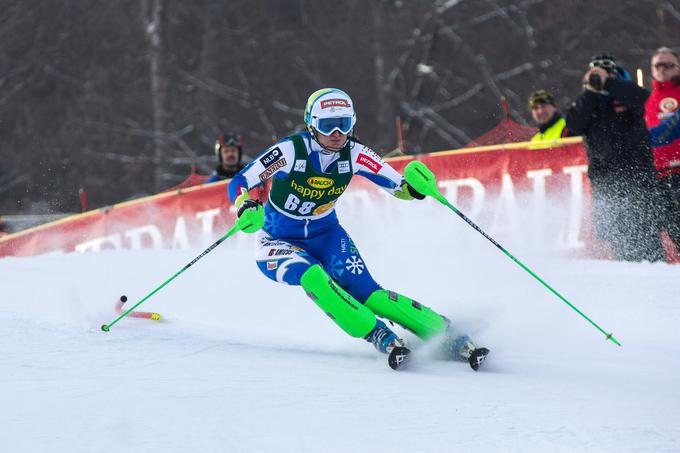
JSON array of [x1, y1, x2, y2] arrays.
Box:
[[388, 346, 411, 370], [468, 347, 490, 371], [114, 295, 162, 321], [388, 346, 490, 371]]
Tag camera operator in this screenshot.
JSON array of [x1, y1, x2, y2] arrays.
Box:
[[566, 53, 665, 262]]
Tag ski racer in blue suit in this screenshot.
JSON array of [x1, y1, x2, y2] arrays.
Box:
[[227, 88, 488, 370]]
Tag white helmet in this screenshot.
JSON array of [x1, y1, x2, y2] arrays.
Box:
[[304, 88, 356, 150]]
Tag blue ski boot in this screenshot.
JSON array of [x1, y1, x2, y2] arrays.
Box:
[[444, 334, 490, 371], [365, 320, 411, 370], [365, 319, 406, 354]]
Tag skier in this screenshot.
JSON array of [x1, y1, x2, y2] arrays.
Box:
[[227, 88, 488, 370]]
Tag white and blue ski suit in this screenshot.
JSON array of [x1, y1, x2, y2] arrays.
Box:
[[228, 131, 410, 304]]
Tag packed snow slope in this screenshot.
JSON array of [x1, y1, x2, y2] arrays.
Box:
[[2, 201, 679, 453]]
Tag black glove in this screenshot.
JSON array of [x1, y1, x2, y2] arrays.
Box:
[[406, 183, 425, 200], [237, 198, 262, 218], [234, 187, 264, 233]]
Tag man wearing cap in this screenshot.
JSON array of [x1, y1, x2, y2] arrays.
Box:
[[206, 133, 247, 183], [566, 53, 665, 262], [645, 46, 680, 252], [529, 90, 568, 144]]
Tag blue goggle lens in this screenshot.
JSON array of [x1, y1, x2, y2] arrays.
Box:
[[316, 117, 353, 136]]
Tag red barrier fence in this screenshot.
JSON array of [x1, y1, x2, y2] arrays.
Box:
[[0, 137, 675, 261]]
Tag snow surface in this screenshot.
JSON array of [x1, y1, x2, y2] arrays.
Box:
[[2, 202, 680, 453]]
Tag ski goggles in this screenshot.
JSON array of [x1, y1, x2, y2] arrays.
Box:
[[313, 116, 356, 136], [220, 135, 242, 146], [589, 59, 617, 71]]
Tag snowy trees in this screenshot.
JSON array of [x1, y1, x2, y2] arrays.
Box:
[[0, 0, 677, 215]]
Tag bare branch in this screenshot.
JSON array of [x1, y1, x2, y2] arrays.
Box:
[[662, 0, 680, 22]]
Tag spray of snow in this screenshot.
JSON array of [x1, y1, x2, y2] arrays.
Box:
[[1, 201, 679, 452]]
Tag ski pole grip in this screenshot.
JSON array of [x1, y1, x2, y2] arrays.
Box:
[[404, 161, 446, 203]]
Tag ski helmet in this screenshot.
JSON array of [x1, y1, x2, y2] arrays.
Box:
[[304, 88, 356, 150], [214, 133, 242, 163], [589, 53, 631, 80]]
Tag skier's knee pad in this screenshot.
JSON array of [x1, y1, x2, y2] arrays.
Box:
[[300, 265, 377, 338], [364, 290, 448, 340]]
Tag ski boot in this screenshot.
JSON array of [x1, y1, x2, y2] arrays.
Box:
[[365, 319, 411, 370], [365, 319, 406, 354], [444, 334, 490, 371]]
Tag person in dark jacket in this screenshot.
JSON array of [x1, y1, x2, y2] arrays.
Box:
[[566, 53, 665, 262], [206, 133, 247, 183]]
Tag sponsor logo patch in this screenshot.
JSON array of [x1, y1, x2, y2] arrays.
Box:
[[345, 256, 365, 275], [337, 161, 350, 174], [290, 179, 325, 199], [290, 180, 348, 199], [258, 158, 287, 181], [312, 201, 335, 216], [266, 261, 278, 270], [259, 147, 283, 169], [356, 154, 382, 173], [294, 160, 307, 172], [660, 97, 679, 113], [340, 238, 358, 254], [327, 278, 358, 310], [321, 99, 350, 109], [268, 249, 293, 257], [307, 176, 334, 189]]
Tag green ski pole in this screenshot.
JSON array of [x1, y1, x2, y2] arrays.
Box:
[[404, 160, 621, 346], [101, 218, 246, 332]]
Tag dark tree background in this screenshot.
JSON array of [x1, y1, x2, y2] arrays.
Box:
[[1, 0, 678, 217]]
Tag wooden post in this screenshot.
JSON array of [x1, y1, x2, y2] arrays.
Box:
[[78, 188, 88, 212], [395, 115, 405, 153]]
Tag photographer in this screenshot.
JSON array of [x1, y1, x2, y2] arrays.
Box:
[[566, 54, 665, 262]]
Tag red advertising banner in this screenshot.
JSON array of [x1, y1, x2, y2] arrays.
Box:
[[2, 137, 671, 261], [0, 181, 234, 256]]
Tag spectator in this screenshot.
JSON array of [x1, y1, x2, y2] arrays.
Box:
[[645, 46, 680, 251], [206, 133, 246, 183], [566, 53, 665, 262], [529, 90, 569, 144]]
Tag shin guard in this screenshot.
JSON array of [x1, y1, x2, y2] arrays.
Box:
[[364, 290, 448, 340], [300, 265, 376, 338]]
